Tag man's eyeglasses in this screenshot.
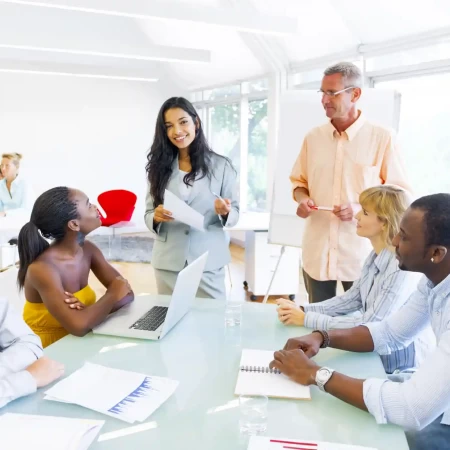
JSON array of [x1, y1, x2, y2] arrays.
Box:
[[318, 86, 355, 98]]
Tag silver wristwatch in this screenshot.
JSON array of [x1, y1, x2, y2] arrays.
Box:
[[315, 367, 335, 392]]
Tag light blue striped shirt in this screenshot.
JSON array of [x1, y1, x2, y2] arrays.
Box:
[[0, 297, 42, 408], [304, 249, 435, 373], [363, 274, 450, 430], [0, 176, 35, 217]]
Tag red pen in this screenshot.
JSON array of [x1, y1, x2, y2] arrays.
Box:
[[311, 206, 333, 211], [270, 439, 317, 447]]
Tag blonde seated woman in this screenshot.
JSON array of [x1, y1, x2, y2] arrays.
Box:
[[0, 153, 35, 219], [18, 187, 134, 348], [277, 185, 434, 374]]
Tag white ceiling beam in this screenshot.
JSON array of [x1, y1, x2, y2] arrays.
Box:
[[0, 0, 298, 36], [0, 3, 211, 64], [290, 26, 450, 73], [289, 49, 360, 73], [0, 42, 210, 64], [0, 59, 160, 81], [359, 26, 450, 56], [219, 0, 289, 74], [366, 58, 450, 81]]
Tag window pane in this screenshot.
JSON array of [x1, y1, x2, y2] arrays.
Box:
[[376, 74, 450, 197], [189, 91, 203, 102], [209, 103, 241, 196], [204, 85, 240, 101], [248, 78, 269, 93], [247, 99, 268, 212], [196, 107, 203, 125], [292, 68, 324, 85]]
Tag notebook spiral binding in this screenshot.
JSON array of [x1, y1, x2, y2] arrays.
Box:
[[240, 365, 281, 374]]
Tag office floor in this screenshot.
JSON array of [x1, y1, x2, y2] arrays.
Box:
[[88, 241, 309, 305]]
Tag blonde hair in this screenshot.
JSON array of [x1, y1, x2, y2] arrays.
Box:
[[359, 185, 409, 245], [1, 153, 23, 169]]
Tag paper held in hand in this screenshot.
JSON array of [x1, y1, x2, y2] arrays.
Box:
[[164, 189, 205, 231]]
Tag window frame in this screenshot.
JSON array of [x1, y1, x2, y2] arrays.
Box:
[[192, 80, 269, 213]]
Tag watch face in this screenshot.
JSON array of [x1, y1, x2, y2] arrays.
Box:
[[317, 368, 331, 383]]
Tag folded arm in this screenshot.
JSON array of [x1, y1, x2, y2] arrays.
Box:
[[27, 262, 119, 337], [87, 241, 134, 310]]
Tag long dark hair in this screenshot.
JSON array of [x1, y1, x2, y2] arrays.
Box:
[[146, 97, 232, 208], [18, 186, 78, 289]]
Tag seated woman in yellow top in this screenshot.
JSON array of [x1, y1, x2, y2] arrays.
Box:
[[18, 186, 134, 348]]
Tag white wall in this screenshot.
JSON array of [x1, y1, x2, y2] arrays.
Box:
[[0, 73, 183, 233]]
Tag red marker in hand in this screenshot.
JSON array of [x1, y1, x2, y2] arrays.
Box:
[[311, 206, 333, 211]]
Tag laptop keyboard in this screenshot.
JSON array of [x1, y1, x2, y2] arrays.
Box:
[[129, 306, 168, 332]]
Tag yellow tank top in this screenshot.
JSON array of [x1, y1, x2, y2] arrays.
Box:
[[23, 285, 96, 348]]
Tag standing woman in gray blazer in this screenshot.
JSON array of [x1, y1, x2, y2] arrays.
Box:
[[145, 97, 239, 299]]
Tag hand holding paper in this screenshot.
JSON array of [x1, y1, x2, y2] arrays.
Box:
[[154, 204, 174, 224], [164, 189, 205, 231]]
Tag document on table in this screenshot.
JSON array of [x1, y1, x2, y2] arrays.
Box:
[[45, 362, 179, 423], [164, 189, 205, 231], [248, 437, 378, 450], [0, 413, 104, 450]]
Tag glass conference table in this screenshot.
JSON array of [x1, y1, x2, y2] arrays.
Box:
[[3, 299, 409, 449]]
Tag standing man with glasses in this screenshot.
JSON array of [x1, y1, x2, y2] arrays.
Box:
[[291, 62, 410, 303]]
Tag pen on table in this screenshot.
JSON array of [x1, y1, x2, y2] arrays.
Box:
[[270, 439, 318, 448]]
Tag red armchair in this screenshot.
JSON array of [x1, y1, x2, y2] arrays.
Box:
[[97, 190, 137, 255]]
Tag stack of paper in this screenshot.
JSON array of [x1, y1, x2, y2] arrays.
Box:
[[248, 437, 378, 450], [0, 413, 104, 450], [45, 362, 179, 423]]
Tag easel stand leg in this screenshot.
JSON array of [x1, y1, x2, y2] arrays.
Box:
[[262, 246, 285, 304]]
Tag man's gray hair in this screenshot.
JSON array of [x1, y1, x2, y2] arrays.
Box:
[[324, 62, 362, 88]]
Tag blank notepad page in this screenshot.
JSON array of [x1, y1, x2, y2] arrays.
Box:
[[235, 349, 311, 400]]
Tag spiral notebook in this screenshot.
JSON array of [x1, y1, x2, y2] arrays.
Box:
[[235, 349, 311, 400]]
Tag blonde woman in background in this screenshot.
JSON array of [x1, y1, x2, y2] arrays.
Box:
[[277, 185, 435, 374], [0, 153, 35, 219]]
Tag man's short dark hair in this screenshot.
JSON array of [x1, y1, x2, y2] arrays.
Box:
[[411, 193, 450, 248]]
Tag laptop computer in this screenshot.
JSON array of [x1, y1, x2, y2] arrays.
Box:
[[92, 252, 208, 340]]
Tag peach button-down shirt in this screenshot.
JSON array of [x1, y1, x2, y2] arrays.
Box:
[[290, 111, 411, 282]]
